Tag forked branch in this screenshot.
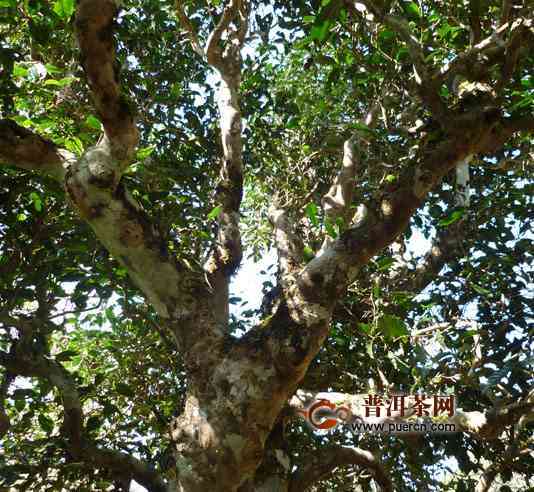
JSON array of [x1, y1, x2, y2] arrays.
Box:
[[177, 2, 251, 277], [321, 99, 381, 249], [299, 110, 530, 301], [75, 0, 139, 163]]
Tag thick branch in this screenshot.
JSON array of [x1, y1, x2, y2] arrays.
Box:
[[75, 0, 139, 163], [269, 205, 305, 281], [500, 0, 513, 26], [322, 136, 360, 226], [63, 144, 206, 327], [177, 4, 251, 278], [298, 109, 519, 301], [0, 350, 168, 492], [475, 434, 529, 492], [0, 123, 213, 349], [321, 100, 381, 254], [205, 0, 249, 69], [0, 367, 13, 438], [0, 119, 73, 180], [453, 390, 534, 439], [390, 156, 471, 294], [289, 445, 393, 492], [469, 0, 482, 45], [203, 2, 250, 276]]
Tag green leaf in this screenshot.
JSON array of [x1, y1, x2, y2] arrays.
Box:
[[352, 121, 374, 134], [324, 218, 337, 238], [38, 414, 54, 434], [376, 257, 394, 271], [137, 145, 155, 160], [64, 136, 84, 155], [438, 208, 464, 227], [405, 2, 421, 18], [12, 63, 28, 78], [310, 20, 332, 42], [472, 284, 491, 297], [55, 350, 78, 362], [379, 29, 395, 41], [13, 388, 35, 399], [377, 314, 409, 339], [305, 202, 319, 227], [358, 323, 372, 334], [207, 205, 222, 220], [303, 245, 315, 261], [44, 76, 75, 87], [372, 283, 380, 299], [45, 63, 62, 74], [29, 192, 42, 212], [85, 115, 102, 131], [53, 0, 75, 20], [103, 402, 119, 417], [286, 115, 299, 129]]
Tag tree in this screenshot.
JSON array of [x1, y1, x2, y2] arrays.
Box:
[[0, 0, 533, 490]]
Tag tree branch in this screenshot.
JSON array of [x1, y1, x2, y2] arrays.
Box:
[[0, 367, 13, 438], [289, 445, 393, 492], [500, 0, 513, 26], [453, 390, 534, 439], [0, 349, 168, 492], [388, 156, 472, 294], [469, 0, 482, 45], [299, 110, 500, 301], [0, 119, 73, 180], [297, 103, 534, 304], [0, 121, 214, 348], [475, 430, 529, 492], [321, 101, 381, 245], [2, 7, 224, 356], [64, 144, 207, 327], [433, 17, 533, 84], [358, 1, 446, 119], [177, 3, 251, 280], [205, 0, 247, 69], [75, 0, 139, 163], [269, 204, 305, 282], [175, 3, 204, 57], [203, 2, 250, 277]]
